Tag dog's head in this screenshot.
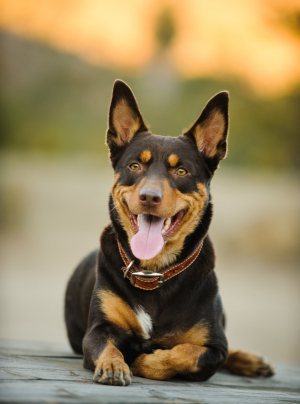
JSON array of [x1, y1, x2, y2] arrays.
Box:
[[107, 80, 229, 270]]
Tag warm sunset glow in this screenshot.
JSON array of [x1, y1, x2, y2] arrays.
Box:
[[171, 0, 300, 94], [0, 0, 299, 95]]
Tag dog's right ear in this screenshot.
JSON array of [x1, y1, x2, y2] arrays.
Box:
[[106, 80, 149, 161]]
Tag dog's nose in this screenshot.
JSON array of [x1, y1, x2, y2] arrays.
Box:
[[139, 188, 162, 208]]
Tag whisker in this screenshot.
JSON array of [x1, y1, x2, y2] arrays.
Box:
[[109, 205, 117, 213], [193, 211, 201, 221]]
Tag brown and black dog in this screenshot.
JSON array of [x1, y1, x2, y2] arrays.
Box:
[[65, 80, 274, 386]]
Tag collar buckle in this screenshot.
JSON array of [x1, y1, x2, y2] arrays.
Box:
[[130, 270, 164, 288], [123, 260, 135, 278]]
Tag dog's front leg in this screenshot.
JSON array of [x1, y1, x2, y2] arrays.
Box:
[[132, 343, 226, 381], [82, 326, 132, 386]]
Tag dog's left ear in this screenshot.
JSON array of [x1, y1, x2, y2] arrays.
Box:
[[106, 80, 149, 161], [183, 91, 229, 172]]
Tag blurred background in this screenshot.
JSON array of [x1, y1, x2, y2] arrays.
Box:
[[0, 0, 299, 364]]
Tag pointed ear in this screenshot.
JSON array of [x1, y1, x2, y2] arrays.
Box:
[[183, 91, 229, 172], [106, 80, 149, 161]]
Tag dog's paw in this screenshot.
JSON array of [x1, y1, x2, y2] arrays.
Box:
[[131, 350, 176, 380], [131, 353, 148, 378], [224, 350, 275, 377], [93, 359, 132, 386]]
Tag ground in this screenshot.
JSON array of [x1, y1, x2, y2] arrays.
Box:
[[0, 341, 300, 404]]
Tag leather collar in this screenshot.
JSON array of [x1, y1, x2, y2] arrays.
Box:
[[117, 238, 204, 291]]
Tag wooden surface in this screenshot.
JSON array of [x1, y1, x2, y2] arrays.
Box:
[[0, 341, 299, 404]]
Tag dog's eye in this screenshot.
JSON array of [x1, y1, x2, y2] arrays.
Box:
[[129, 163, 140, 171], [176, 167, 188, 176]]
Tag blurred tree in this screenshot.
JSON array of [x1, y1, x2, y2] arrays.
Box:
[[142, 7, 178, 102], [155, 7, 176, 51], [281, 9, 300, 37], [0, 30, 299, 171]]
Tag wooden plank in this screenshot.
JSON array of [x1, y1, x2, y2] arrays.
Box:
[[0, 341, 299, 404], [0, 340, 76, 357], [0, 354, 90, 382], [1, 379, 300, 404]]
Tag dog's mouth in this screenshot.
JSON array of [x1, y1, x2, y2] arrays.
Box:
[[128, 209, 186, 260]]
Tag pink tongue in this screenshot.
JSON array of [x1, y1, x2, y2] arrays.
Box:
[[130, 214, 165, 260]]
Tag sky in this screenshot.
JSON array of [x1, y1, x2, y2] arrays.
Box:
[[0, 0, 299, 96]]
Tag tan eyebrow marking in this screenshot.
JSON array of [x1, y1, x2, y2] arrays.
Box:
[[140, 150, 152, 163], [168, 154, 179, 167]]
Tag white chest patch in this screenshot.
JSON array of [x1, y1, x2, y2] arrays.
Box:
[[135, 306, 152, 339]]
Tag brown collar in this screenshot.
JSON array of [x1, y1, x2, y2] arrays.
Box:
[[117, 239, 204, 291]]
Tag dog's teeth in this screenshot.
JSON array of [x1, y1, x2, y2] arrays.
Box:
[[161, 229, 165, 234], [163, 217, 171, 232], [165, 217, 171, 226], [137, 215, 141, 227]]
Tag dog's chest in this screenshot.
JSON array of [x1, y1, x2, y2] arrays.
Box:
[[134, 306, 153, 339], [133, 302, 171, 341], [133, 300, 183, 342]]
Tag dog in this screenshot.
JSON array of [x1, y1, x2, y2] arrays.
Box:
[[65, 80, 274, 386]]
